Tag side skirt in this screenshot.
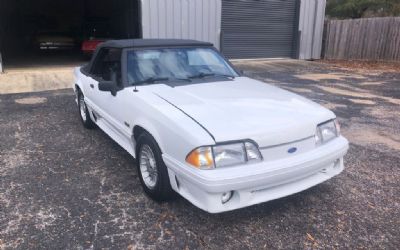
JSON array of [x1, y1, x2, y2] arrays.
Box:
[[87, 106, 135, 157]]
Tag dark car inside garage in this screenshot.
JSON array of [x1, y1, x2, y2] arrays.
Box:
[[0, 0, 141, 70]]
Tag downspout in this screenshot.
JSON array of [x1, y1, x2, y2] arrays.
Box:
[[138, 0, 143, 38], [294, 0, 301, 59], [310, 0, 318, 60]]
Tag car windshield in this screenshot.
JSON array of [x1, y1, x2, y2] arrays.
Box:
[[127, 47, 238, 85]]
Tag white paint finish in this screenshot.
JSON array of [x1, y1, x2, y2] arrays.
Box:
[[298, 0, 326, 60], [164, 138, 348, 213], [141, 0, 222, 49], [74, 44, 349, 213], [152, 77, 335, 146], [75, 75, 215, 163], [75, 72, 348, 213]]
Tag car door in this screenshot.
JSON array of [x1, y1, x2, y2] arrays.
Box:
[[81, 70, 99, 110], [86, 48, 135, 155], [82, 48, 110, 112]]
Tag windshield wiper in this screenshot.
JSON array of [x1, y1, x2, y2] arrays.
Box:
[[174, 77, 192, 82], [189, 72, 215, 79], [189, 72, 235, 80], [214, 74, 236, 79], [134, 77, 169, 85]]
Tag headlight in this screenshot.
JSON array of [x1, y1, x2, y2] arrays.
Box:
[[186, 141, 262, 169], [315, 119, 340, 145], [213, 143, 246, 167]]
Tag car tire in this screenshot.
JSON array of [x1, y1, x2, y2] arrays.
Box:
[[77, 90, 96, 129], [136, 132, 174, 201]]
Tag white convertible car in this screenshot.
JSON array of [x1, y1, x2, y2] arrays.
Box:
[[73, 39, 349, 213]]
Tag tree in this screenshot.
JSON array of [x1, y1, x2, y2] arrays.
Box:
[[326, 0, 400, 19]]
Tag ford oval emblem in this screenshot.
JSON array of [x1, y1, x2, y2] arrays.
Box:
[[288, 147, 297, 154]]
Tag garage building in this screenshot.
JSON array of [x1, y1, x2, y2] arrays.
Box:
[[0, 0, 140, 69], [0, 0, 325, 73]]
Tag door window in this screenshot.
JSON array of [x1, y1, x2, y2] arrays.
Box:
[[91, 48, 122, 85]]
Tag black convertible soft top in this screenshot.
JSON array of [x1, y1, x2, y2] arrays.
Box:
[[97, 39, 213, 49], [84, 39, 216, 75]]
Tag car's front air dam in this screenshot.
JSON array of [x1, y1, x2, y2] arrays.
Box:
[[163, 136, 349, 213]]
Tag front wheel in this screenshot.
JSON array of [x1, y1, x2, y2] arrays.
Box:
[[77, 91, 96, 129], [136, 132, 174, 201]]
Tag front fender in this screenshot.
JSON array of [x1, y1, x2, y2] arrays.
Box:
[[129, 91, 215, 162], [132, 118, 165, 156], [73, 67, 84, 93]]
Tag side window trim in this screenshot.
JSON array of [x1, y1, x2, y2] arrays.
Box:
[[121, 48, 129, 87], [89, 48, 108, 78], [88, 47, 124, 92]]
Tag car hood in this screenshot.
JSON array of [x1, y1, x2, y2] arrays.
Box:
[[152, 77, 335, 147]]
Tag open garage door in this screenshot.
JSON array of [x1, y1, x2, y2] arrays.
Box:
[[0, 0, 141, 70], [221, 0, 299, 59]]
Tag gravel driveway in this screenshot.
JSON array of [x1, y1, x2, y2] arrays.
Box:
[[0, 60, 399, 249]]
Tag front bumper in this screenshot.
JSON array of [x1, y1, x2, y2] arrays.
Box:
[[163, 136, 349, 213], [39, 42, 75, 50]]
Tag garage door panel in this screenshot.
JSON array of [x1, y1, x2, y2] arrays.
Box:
[[223, 36, 295, 42], [222, 0, 298, 59], [223, 22, 296, 27], [223, 26, 296, 32]]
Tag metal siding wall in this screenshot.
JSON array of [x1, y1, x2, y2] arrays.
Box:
[[298, 0, 326, 60], [141, 0, 222, 49], [221, 0, 299, 59]]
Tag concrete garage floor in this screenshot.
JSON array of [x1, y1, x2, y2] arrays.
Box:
[[0, 52, 85, 94], [0, 60, 399, 249]]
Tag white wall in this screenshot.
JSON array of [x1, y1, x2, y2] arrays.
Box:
[[141, 0, 222, 49], [298, 0, 326, 60]]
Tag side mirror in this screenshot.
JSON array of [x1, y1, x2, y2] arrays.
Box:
[[238, 69, 245, 75], [98, 81, 117, 96]]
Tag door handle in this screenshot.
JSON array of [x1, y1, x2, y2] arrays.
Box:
[[90, 84, 94, 89]]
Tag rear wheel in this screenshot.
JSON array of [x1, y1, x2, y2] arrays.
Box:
[[136, 132, 174, 201], [77, 90, 96, 129]]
